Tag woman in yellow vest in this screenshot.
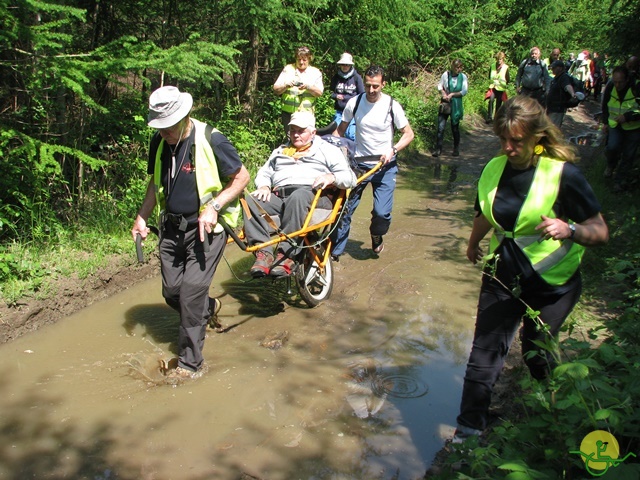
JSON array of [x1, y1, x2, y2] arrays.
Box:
[[601, 65, 640, 192], [486, 52, 510, 123], [273, 46, 324, 137], [454, 95, 609, 442]]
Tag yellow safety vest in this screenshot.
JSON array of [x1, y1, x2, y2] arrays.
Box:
[[478, 155, 585, 286], [490, 63, 509, 91], [607, 87, 640, 130], [154, 119, 242, 232], [280, 64, 318, 114]]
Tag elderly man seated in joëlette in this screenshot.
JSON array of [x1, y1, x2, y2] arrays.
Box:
[[244, 111, 356, 278]]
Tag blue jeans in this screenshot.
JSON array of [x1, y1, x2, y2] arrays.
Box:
[[331, 160, 398, 256], [334, 111, 356, 141], [605, 126, 640, 185]]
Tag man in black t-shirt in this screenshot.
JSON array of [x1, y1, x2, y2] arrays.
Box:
[[546, 60, 578, 127], [131, 86, 250, 380]]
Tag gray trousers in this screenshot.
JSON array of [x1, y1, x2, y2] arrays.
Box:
[[159, 222, 227, 372], [243, 186, 331, 257]]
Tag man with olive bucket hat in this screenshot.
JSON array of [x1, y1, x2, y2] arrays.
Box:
[[132, 86, 250, 379]]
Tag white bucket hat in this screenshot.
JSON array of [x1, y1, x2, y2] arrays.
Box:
[[288, 111, 316, 130], [147, 86, 193, 128], [337, 52, 354, 65]]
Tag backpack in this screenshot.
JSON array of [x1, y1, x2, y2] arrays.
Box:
[[519, 59, 546, 89], [320, 134, 365, 176]]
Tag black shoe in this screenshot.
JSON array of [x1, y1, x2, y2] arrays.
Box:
[[453, 147, 460, 156], [371, 235, 384, 254], [432, 148, 441, 158], [330, 254, 340, 263]]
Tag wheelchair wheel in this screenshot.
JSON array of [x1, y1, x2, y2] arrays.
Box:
[[295, 247, 334, 307]]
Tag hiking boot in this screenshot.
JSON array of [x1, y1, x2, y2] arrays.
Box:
[[165, 366, 203, 383], [432, 148, 441, 158], [453, 147, 460, 156], [208, 297, 223, 332], [452, 425, 482, 444], [371, 235, 384, 254], [269, 252, 295, 277], [250, 250, 273, 278]]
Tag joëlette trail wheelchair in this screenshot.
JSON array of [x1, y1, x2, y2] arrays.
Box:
[[219, 159, 382, 308]]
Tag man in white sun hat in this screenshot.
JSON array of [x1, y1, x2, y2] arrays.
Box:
[[132, 85, 249, 380]]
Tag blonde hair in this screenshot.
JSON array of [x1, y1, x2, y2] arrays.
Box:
[[493, 96, 577, 163], [495, 52, 505, 62]]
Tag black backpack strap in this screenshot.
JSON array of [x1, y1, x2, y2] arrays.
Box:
[[353, 93, 395, 141], [352, 93, 364, 118]]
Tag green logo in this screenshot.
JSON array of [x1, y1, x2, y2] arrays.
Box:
[[570, 430, 637, 477]]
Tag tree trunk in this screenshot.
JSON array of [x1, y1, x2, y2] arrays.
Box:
[[240, 26, 261, 114]]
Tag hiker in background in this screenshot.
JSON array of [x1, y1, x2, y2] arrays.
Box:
[[273, 46, 324, 137], [601, 65, 640, 192], [330, 52, 365, 141], [454, 95, 608, 443], [515, 46, 550, 106], [544, 48, 562, 77], [486, 52, 510, 124], [592, 52, 605, 101], [569, 52, 592, 98], [546, 60, 579, 127], [433, 59, 468, 156]]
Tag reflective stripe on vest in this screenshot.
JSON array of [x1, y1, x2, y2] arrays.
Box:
[[490, 63, 509, 91], [478, 155, 586, 286], [607, 87, 640, 130], [154, 119, 242, 231], [281, 89, 316, 113]]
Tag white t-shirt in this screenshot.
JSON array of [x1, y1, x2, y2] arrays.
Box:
[[342, 93, 409, 159]]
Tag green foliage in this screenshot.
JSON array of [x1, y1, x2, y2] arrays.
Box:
[[385, 73, 439, 152]]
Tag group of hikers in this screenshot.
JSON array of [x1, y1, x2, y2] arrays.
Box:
[[131, 49, 416, 381], [130, 44, 639, 448], [484, 46, 640, 194]]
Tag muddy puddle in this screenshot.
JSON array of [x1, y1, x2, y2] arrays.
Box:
[[0, 159, 485, 479]]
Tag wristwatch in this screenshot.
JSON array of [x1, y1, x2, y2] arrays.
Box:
[[569, 223, 576, 239], [201, 199, 222, 213], [392, 146, 398, 155]]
